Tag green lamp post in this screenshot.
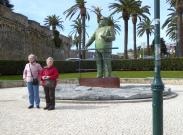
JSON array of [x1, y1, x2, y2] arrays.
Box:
[[151, 0, 164, 135]]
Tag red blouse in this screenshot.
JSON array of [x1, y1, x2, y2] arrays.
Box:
[[40, 66, 59, 86]]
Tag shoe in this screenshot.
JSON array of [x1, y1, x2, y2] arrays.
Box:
[[36, 105, 40, 109], [28, 105, 34, 109], [43, 106, 49, 110], [48, 106, 55, 111]]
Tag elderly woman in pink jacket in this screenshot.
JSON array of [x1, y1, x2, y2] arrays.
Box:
[[23, 54, 42, 109]]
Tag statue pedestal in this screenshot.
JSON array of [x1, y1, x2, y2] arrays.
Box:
[[79, 77, 120, 88]]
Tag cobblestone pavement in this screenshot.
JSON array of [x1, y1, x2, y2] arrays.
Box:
[[0, 85, 182, 135]]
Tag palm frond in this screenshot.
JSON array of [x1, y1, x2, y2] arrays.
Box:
[[108, 16, 121, 35], [44, 15, 64, 31], [63, 0, 90, 20], [137, 18, 154, 37]]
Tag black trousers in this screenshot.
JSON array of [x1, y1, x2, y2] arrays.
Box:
[[44, 85, 56, 108]]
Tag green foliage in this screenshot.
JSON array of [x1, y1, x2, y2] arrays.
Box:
[[109, 0, 142, 59], [70, 19, 82, 36], [108, 16, 121, 35], [44, 15, 64, 49], [151, 38, 168, 56], [131, 2, 150, 22], [0, 61, 27, 75], [0, 59, 183, 75], [109, 0, 141, 20], [162, 7, 177, 41], [53, 30, 62, 48], [0, 60, 77, 75], [44, 15, 64, 31], [1, 71, 183, 80], [63, 0, 90, 20], [90, 6, 103, 23], [137, 18, 154, 37]]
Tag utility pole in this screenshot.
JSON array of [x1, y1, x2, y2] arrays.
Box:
[[151, 0, 164, 135]]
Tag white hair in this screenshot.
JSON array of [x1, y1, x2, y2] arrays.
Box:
[[28, 54, 37, 60], [46, 57, 54, 62]]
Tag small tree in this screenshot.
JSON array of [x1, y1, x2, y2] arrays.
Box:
[[137, 18, 154, 56], [64, 0, 90, 59], [151, 38, 168, 57], [70, 19, 82, 58], [44, 15, 64, 56]]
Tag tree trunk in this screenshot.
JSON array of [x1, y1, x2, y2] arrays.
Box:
[[176, 1, 183, 57], [76, 43, 79, 50], [51, 25, 56, 57], [176, 12, 180, 57], [124, 19, 128, 59], [132, 15, 137, 59], [79, 34, 82, 59], [147, 32, 150, 56], [51, 44, 54, 57], [176, 12, 183, 57], [81, 7, 86, 59], [180, 12, 183, 56], [81, 15, 86, 59]]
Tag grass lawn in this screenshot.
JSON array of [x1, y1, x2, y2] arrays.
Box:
[[0, 71, 183, 80]]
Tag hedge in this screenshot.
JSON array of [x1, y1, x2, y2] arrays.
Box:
[[0, 58, 183, 75]]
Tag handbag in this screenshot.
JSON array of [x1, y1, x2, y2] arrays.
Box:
[[32, 78, 39, 85], [44, 79, 55, 88], [29, 64, 39, 85]]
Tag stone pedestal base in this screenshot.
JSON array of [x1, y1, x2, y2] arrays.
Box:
[[79, 77, 120, 88]]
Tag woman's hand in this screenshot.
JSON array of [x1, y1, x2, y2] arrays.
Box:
[[42, 76, 50, 80], [42, 76, 46, 80], [23, 78, 26, 82], [46, 76, 50, 79]]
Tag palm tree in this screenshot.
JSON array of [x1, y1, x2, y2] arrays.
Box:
[[44, 15, 64, 56], [108, 16, 121, 35], [167, 0, 183, 56], [162, 7, 177, 41], [137, 18, 154, 56], [0, 0, 14, 9], [90, 7, 121, 34], [90, 6, 103, 23], [166, 20, 177, 41], [63, 35, 73, 58], [69, 19, 82, 58], [131, 2, 150, 59], [64, 0, 90, 59], [44, 15, 64, 31], [109, 0, 140, 59], [72, 35, 80, 50]]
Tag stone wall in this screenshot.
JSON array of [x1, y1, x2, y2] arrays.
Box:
[[0, 5, 71, 60]]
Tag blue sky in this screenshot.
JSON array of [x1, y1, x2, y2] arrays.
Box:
[[11, 0, 171, 54]]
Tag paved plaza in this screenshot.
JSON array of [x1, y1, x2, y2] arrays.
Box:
[[0, 84, 183, 135]]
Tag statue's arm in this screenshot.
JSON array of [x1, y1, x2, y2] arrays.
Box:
[[102, 27, 115, 42], [86, 32, 96, 48]]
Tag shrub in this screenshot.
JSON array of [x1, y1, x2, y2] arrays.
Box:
[[0, 58, 182, 75]]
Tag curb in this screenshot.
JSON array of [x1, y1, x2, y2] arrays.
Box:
[[39, 92, 178, 104], [1, 78, 183, 88]]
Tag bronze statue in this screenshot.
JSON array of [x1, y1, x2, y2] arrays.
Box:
[[86, 17, 115, 78]]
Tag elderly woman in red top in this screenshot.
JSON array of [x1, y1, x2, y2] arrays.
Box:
[[40, 57, 59, 110]]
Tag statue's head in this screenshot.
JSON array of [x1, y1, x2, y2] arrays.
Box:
[[99, 16, 110, 27]]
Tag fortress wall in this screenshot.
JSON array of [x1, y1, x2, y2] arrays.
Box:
[[0, 5, 71, 60]]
